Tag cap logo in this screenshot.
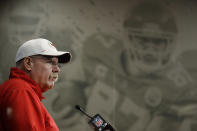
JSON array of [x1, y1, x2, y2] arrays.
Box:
[[48, 42, 56, 50], [50, 43, 56, 47]]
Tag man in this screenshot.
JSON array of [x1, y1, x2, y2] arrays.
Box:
[[80, 1, 197, 131], [0, 38, 71, 131]]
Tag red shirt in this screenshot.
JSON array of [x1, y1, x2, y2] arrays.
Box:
[[0, 67, 59, 131]]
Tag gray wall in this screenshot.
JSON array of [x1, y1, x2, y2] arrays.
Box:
[[0, 0, 197, 131]]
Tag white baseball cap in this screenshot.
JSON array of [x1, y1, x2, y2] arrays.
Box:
[[15, 38, 71, 63]]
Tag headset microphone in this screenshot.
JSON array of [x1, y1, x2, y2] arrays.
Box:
[[75, 105, 115, 131]]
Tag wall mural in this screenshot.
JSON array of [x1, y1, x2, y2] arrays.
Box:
[[0, 0, 197, 130]]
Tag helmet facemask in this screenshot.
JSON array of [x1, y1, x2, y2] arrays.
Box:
[[123, 1, 178, 74], [126, 24, 176, 73]]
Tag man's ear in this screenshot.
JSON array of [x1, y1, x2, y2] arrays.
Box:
[[23, 57, 33, 71]]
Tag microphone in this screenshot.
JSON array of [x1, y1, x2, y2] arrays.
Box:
[[75, 105, 115, 131], [75, 105, 93, 119]]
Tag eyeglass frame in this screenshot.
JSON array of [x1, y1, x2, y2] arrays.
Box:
[[29, 55, 63, 69]]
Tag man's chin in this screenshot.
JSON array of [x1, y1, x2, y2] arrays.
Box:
[[41, 83, 54, 92]]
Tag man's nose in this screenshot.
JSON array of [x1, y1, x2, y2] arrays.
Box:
[[145, 41, 158, 51], [53, 65, 61, 73]]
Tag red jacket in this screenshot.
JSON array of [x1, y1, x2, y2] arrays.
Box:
[[0, 67, 59, 131]]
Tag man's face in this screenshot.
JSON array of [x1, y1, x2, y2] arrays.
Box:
[[131, 35, 169, 65], [126, 24, 175, 73], [30, 55, 60, 92]]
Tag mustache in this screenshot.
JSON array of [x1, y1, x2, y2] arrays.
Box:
[[50, 72, 59, 82]]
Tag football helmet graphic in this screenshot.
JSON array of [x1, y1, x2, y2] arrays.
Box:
[[123, 0, 178, 73]]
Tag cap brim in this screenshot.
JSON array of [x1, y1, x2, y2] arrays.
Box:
[[42, 51, 71, 63], [58, 52, 71, 63]]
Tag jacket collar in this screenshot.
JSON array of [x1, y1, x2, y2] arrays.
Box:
[[9, 67, 45, 100]]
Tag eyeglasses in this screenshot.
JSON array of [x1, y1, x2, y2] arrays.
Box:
[[30, 55, 62, 69]]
